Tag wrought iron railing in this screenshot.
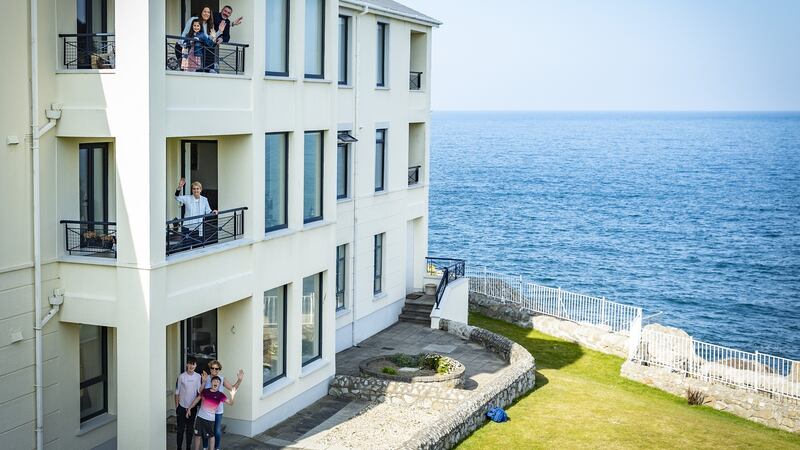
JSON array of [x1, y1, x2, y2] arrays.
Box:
[[165, 35, 248, 75], [166, 207, 247, 255], [408, 165, 421, 186], [409, 71, 423, 90], [61, 220, 117, 258], [59, 33, 115, 69], [426, 257, 466, 309]]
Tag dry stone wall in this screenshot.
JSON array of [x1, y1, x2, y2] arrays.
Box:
[[622, 361, 800, 433], [469, 292, 630, 357]]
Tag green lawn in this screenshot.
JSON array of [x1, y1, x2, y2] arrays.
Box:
[[457, 313, 800, 450]]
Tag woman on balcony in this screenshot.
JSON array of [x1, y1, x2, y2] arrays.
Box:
[[181, 7, 219, 72], [174, 178, 218, 247]]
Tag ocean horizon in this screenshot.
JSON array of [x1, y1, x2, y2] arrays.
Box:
[[428, 110, 800, 360]]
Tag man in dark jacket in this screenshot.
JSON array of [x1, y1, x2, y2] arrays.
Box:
[[213, 5, 243, 44]]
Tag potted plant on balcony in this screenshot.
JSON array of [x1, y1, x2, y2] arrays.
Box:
[[100, 234, 115, 250], [82, 230, 100, 248]]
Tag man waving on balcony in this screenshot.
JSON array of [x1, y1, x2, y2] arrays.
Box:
[[175, 178, 218, 244], [214, 5, 244, 45]]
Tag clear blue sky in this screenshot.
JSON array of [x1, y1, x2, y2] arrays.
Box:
[[400, 0, 800, 111]]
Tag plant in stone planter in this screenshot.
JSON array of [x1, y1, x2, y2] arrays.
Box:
[[381, 367, 398, 375]]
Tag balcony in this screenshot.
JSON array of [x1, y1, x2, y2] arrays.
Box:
[[408, 165, 421, 186], [165, 35, 248, 75], [61, 220, 117, 258], [59, 33, 115, 70], [166, 208, 247, 256], [409, 71, 422, 91]]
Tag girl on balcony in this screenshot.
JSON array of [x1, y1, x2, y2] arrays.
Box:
[[181, 7, 219, 72], [180, 19, 215, 72]]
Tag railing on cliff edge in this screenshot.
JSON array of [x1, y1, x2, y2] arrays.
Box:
[[426, 257, 466, 309], [466, 265, 800, 401]]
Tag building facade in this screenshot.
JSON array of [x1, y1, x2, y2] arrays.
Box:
[[0, 0, 438, 448]]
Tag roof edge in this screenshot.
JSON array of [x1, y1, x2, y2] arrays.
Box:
[[340, 0, 443, 27]]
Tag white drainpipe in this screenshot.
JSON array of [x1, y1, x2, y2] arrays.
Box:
[[30, 0, 61, 448]]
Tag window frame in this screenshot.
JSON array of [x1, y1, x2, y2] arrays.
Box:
[[265, 0, 291, 76], [301, 273, 324, 366], [79, 325, 108, 423], [376, 22, 388, 87], [263, 286, 288, 387], [373, 233, 384, 295], [304, 0, 326, 79], [338, 15, 349, 85], [303, 130, 324, 224], [375, 129, 387, 192], [336, 244, 346, 310], [265, 132, 290, 232]]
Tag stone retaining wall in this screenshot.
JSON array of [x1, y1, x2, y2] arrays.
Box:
[[399, 319, 536, 450], [621, 361, 800, 433], [469, 292, 630, 357], [328, 374, 470, 411]]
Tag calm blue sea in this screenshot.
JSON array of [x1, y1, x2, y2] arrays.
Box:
[[428, 111, 800, 360]]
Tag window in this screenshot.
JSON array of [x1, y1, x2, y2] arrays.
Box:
[[266, 0, 290, 76], [263, 286, 286, 386], [336, 244, 346, 310], [338, 15, 349, 85], [301, 273, 323, 365], [336, 131, 356, 199], [79, 325, 108, 422], [79, 143, 109, 223], [304, 0, 325, 78], [265, 133, 288, 231], [303, 131, 323, 223], [373, 233, 384, 294], [375, 129, 386, 192], [376, 22, 388, 86]]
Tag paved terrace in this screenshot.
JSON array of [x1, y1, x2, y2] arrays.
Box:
[[168, 321, 511, 449]]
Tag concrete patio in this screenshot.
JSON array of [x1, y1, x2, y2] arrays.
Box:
[[168, 321, 514, 449]]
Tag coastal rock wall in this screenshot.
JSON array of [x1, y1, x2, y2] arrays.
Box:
[[400, 319, 536, 450], [469, 291, 630, 357], [621, 361, 800, 433]]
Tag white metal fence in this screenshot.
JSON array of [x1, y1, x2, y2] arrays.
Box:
[[467, 266, 643, 335], [633, 328, 800, 400]]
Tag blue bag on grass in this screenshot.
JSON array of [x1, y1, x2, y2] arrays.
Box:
[[486, 406, 509, 422]]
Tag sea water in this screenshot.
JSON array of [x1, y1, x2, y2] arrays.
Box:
[[428, 111, 800, 359]]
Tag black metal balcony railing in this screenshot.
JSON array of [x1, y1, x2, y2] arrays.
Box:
[[425, 257, 466, 309], [61, 220, 117, 258], [165, 35, 248, 75], [166, 207, 247, 255], [59, 33, 115, 69], [409, 71, 423, 90], [408, 165, 421, 186]]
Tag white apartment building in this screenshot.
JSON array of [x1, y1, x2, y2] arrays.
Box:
[[1, 0, 439, 448]]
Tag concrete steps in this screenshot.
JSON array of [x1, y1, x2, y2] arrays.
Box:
[[399, 292, 436, 324]]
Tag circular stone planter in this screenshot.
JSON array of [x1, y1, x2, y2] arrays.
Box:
[[359, 354, 466, 388]]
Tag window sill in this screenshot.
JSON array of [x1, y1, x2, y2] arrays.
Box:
[[303, 220, 334, 232], [373, 292, 388, 302], [165, 71, 251, 80], [407, 183, 425, 190], [337, 197, 353, 204], [261, 376, 292, 398], [375, 86, 391, 91], [77, 413, 116, 436], [410, 89, 427, 94], [304, 78, 333, 84], [264, 227, 294, 240], [300, 358, 329, 378], [264, 75, 297, 82], [336, 307, 350, 318], [58, 255, 117, 267], [338, 84, 353, 89], [374, 190, 389, 197], [56, 69, 115, 75]]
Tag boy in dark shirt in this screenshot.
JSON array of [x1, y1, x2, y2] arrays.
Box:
[[186, 374, 236, 450]]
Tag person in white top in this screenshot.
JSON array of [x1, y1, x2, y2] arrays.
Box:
[[174, 357, 202, 450], [174, 178, 217, 244]]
